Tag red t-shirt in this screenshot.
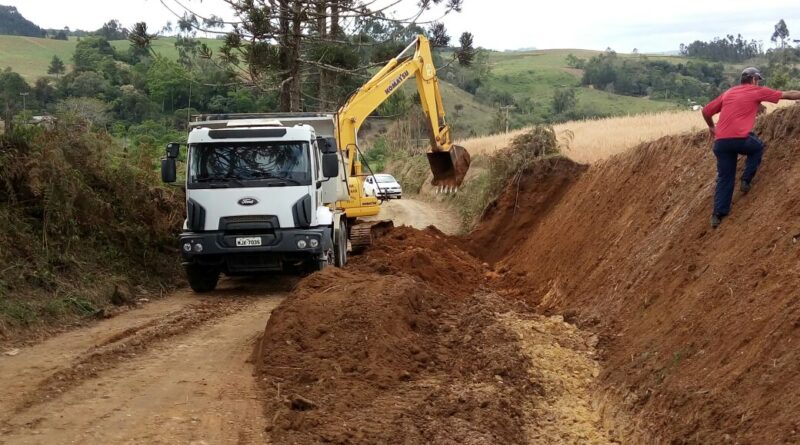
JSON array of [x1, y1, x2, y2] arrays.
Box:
[[702, 84, 782, 139]]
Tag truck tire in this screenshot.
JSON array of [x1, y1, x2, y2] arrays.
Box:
[[185, 265, 219, 293], [335, 220, 347, 267]]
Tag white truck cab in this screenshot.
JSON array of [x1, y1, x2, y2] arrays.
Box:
[[161, 113, 350, 292]]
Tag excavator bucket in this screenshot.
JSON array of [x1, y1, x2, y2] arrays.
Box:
[[427, 145, 471, 189]]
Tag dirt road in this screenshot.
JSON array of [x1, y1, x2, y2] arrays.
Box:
[[0, 277, 291, 445], [367, 198, 461, 234]]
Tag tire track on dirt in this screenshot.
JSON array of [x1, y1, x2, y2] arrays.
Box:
[[0, 277, 292, 444]]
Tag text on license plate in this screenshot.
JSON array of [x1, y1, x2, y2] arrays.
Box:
[[236, 237, 262, 247]]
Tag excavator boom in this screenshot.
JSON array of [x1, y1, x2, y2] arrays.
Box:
[[336, 35, 471, 189]]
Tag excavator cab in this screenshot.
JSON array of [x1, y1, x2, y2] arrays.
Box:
[[427, 145, 471, 188]]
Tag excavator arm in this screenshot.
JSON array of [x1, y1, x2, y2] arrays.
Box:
[[336, 35, 471, 189]]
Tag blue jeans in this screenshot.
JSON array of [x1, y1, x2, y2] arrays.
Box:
[[712, 133, 764, 216]]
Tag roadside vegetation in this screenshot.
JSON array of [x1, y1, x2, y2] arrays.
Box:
[[0, 121, 182, 339]]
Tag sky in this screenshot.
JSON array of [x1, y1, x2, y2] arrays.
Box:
[[6, 0, 800, 53]]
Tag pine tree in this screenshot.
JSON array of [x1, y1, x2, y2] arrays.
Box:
[[47, 55, 66, 78]]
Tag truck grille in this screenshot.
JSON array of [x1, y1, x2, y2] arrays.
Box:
[[227, 253, 281, 272]]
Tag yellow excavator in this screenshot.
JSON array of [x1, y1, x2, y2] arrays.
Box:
[[334, 34, 471, 248]]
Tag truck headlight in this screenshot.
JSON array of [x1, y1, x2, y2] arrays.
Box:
[[183, 243, 192, 252], [297, 240, 308, 249], [193, 243, 204, 253], [309, 238, 319, 248]]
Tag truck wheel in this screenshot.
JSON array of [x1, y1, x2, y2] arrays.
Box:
[[311, 249, 334, 272], [186, 265, 219, 293], [335, 221, 347, 267]]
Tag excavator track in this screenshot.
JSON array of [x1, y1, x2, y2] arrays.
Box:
[[349, 220, 394, 253]]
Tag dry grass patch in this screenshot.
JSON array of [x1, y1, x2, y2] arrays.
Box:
[[458, 101, 795, 164]]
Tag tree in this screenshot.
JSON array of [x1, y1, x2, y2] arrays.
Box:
[[0, 68, 31, 130], [565, 53, 585, 69], [55, 97, 110, 129], [145, 58, 191, 112], [551, 88, 576, 115], [96, 19, 128, 40], [456, 32, 476, 66], [67, 71, 111, 99], [33, 78, 57, 107], [772, 19, 790, 48], [54, 29, 68, 40], [188, 0, 465, 111], [128, 22, 158, 61], [47, 55, 66, 78], [429, 22, 450, 48], [73, 36, 116, 73]]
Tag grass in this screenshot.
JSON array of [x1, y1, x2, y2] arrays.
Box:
[[0, 35, 224, 81], [439, 81, 496, 137], [480, 49, 680, 123]]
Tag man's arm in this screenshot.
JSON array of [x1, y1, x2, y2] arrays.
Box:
[[782, 91, 800, 100], [702, 95, 722, 138]]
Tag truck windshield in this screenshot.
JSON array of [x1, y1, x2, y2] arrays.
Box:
[[188, 141, 311, 188]]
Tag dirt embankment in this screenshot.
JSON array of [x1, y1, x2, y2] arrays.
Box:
[[253, 228, 614, 444], [469, 105, 800, 444]]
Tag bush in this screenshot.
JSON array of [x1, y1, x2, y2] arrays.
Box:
[[450, 126, 562, 228], [0, 124, 183, 334]]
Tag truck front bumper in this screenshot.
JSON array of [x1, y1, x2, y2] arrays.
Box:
[[179, 227, 332, 273]]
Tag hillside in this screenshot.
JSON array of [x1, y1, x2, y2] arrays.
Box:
[[0, 5, 43, 37], [464, 105, 800, 443], [484, 49, 682, 119], [0, 35, 224, 81]]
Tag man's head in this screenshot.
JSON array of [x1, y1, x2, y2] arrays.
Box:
[[741, 67, 764, 85]]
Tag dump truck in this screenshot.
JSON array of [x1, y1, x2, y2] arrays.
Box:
[[161, 34, 470, 292]]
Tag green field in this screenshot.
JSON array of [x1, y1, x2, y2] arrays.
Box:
[[483, 49, 681, 119], [0, 35, 224, 81]]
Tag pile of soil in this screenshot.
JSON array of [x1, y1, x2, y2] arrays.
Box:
[[253, 233, 537, 444], [349, 226, 488, 298], [473, 105, 800, 444]]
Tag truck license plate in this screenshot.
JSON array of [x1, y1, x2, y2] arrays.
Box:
[[236, 237, 262, 247]]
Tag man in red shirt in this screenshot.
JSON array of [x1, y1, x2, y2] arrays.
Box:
[[702, 67, 800, 228]]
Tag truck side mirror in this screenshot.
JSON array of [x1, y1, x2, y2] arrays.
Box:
[[322, 153, 339, 178], [317, 137, 338, 154], [166, 142, 180, 159], [161, 157, 177, 183]]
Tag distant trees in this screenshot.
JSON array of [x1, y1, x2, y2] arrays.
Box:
[[679, 34, 762, 62], [73, 37, 118, 78], [96, 20, 129, 41], [582, 50, 724, 102], [0, 5, 44, 37], [47, 56, 66, 78], [565, 53, 586, 69]]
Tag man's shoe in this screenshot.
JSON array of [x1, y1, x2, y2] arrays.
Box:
[[711, 214, 722, 228], [741, 180, 751, 194]]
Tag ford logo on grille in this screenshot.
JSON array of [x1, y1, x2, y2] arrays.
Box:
[[237, 197, 259, 206]]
